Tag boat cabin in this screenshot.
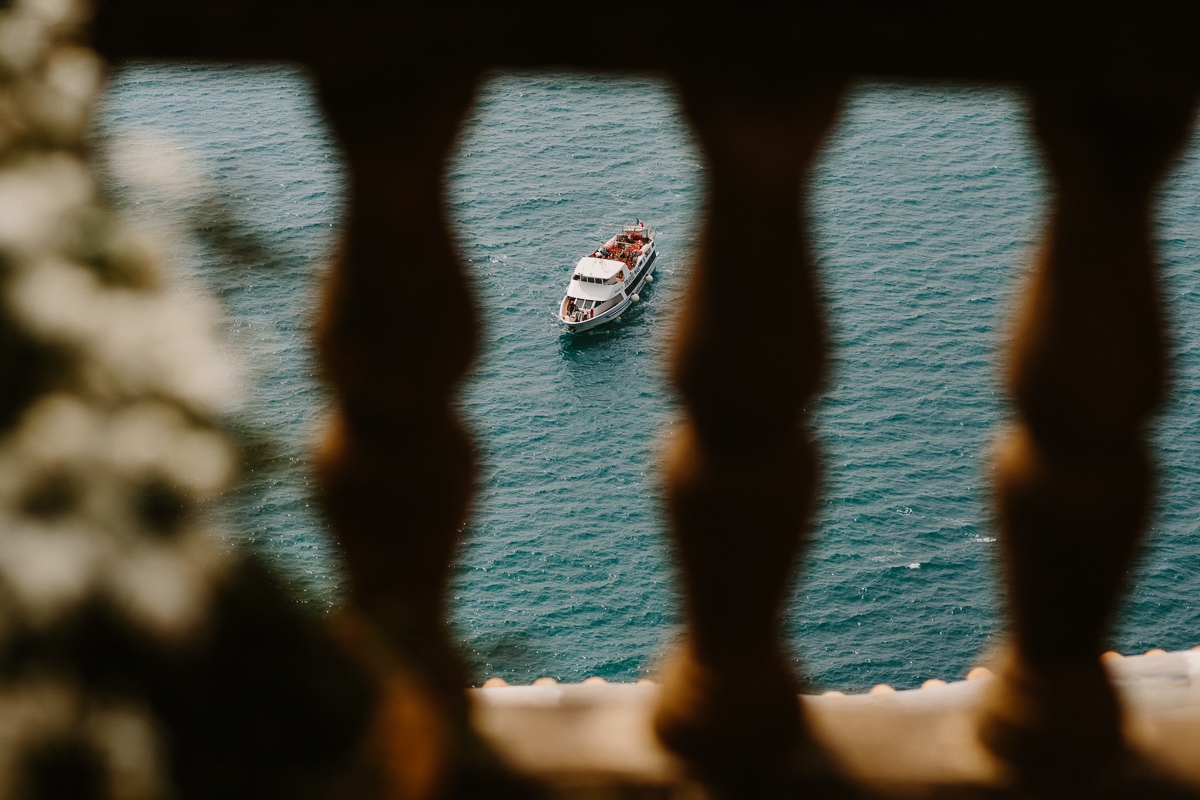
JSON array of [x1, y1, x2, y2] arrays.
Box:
[[563, 257, 629, 321], [571, 257, 627, 287]]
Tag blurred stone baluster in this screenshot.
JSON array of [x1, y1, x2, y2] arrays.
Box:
[[654, 77, 843, 783], [311, 66, 491, 796], [983, 82, 1197, 789]]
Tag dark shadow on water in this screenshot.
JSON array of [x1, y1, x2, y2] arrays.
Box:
[[462, 633, 558, 684]]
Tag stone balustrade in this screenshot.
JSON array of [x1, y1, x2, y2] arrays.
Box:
[[472, 648, 1200, 795], [0, 2, 1195, 797]]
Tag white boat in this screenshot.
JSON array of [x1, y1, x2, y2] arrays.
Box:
[[557, 221, 658, 332]]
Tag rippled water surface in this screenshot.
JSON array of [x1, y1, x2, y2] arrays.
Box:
[[95, 67, 1200, 691]]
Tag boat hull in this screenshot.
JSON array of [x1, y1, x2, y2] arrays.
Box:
[[560, 251, 657, 333]]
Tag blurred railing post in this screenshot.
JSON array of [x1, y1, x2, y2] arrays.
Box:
[[652, 74, 843, 785], [983, 81, 1197, 790], [311, 63, 490, 794]]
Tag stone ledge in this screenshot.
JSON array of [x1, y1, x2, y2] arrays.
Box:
[[470, 650, 1200, 791]]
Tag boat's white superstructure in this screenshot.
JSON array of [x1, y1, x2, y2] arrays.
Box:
[[558, 222, 658, 332]]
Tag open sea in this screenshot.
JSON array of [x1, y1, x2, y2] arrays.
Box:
[[92, 66, 1200, 693]]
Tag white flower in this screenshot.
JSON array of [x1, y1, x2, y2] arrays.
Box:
[[86, 703, 169, 800], [9, 259, 239, 413], [0, 520, 104, 627], [0, 14, 48, 74], [0, 394, 234, 635], [0, 681, 169, 800], [86, 289, 237, 414], [106, 540, 211, 637], [0, 680, 79, 799], [103, 131, 205, 206], [18, 45, 104, 143], [0, 154, 92, 255], [15, 0, 86, 28], [108, 402, 235, 496], [10, 393, 102, 466]]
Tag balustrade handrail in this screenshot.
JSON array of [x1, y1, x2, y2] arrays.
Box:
[[89, 4, 1200, 85]]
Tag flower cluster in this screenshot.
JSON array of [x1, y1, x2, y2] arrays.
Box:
[[0, 681, 168, 800], [0, 0, 245, 794], [0, 395, 233, 634]]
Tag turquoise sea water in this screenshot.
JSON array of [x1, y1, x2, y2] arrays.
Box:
[[94, 66, 1200, 692]]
